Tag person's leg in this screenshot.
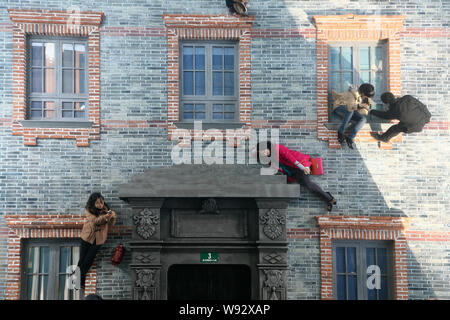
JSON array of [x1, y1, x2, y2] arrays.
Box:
[[78, 240, 101, 288], [347, 111, 367, 140], [334, 106, 354, 138], [372, 123, 406, 142], [290, 166, 333, 202]]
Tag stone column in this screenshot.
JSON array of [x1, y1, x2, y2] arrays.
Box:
[[128, 198, 164, 300], [255, 199, 289, 300]]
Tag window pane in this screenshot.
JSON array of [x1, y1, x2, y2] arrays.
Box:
[[184, 104, 194, 112], [62, 69, 74, 93], [44, 68, 55, 93], [224, 72, 234, 96], [213, 104, 223, 112], [213, 72, 223, 95], [60, 247, 71, 273], [368, 286, 377, 300], [195, 104, 205, 112], [40, 275, 48, 300], [75, 69, 85, 94], [27, 275, 39, 300], [224, 47, 234, 70], [63, 110, 73, 118], [31, 43, 43, 67], [27, 246, 40, 274], [72, 246, 80, 266], [31, 69, 43, 93], [195, 71, 205, 95], [224, 112, 234, 120], [213, 47, 223, 70], [360, 71, 370, 84], [342, 47, 352, 70], [40, 247, 49, 274], [329, 72, 341, 92], [375, 72, 384, 95], [183, 71, 194, 95], [377, 248, 387, 274], [195, 112, 206, 120], [342, 72, 353, 89], [44, 102, 55, 119], [195, 47, 205, 70], [366, 248, 375, 268], [330, 47, 340, 71], [184, 112, 193, 119], [224, 104, 234, 112], [336, 247, 345, 273], [379, 276, 388, 300], [360, 47, 370, 70], [62, 43, 73, 68], [337, 275, 346, 300], [59, 274, 68, 300], [346, 247, 356, 273], [30, 101, 42, 119], [347, 275, 357, 300], [44, 43, 55, 67], [62, 101, 73, 111], [74, 44, 86, 69], [374, 46, 383, 71], [213, 113, 223, 120], [183, 46, 193, 70]]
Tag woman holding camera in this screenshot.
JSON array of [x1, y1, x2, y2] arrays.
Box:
[[77, 192, 116, 290]]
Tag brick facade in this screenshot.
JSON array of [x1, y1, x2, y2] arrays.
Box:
[[0, 1, 449, 300]]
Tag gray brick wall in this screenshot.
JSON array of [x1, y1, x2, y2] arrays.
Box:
[[0, 0, 449, 300]]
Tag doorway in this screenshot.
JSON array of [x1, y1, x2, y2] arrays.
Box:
[[167, 264, 251, 300]]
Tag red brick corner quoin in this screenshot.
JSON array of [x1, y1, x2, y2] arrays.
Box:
[[163, 14, 254, 144], [315, 215, 410, 300], [4, 214, 97, 300], [8, 9, 104, 147], [312, 14, 406, 149]]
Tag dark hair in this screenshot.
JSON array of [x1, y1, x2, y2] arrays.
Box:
[[358, 83, 375, 98], [381, 92, 396, 106], [256, 141, 272, 164], [85, 192, 109, 217], [84, 294, 103, 300]]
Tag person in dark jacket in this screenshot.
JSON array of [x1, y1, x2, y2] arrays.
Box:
[[370, 92, 431, 142]]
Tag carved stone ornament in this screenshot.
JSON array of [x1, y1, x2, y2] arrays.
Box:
[[264, 270, 285, 300], [259, 209, 286, 240], [133, 208, 159, 240], [136, 253, 156, 264], [263, 253, 284, 264], [199, 198, 220, 214], [135, 269, 156, 300]]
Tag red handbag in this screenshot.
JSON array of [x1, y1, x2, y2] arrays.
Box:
[[111, 243, 125, 266], [311, 157, 324, 175]]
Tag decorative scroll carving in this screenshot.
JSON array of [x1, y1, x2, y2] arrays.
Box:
[[133, 208, 159, 240], [263, 253, 284, 264], [135, 269, 156, 300], [263, 270, 286, 300], [259, 209, 285, 240], [199, 198, 220, 214]]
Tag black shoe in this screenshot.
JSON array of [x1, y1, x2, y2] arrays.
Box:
[[345, 136, 354, 149], [370, 132, 388, 143], [326, 192, 336, 212], [337, 132, 345, 144]]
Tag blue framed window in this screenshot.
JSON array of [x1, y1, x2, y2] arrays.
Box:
[[333, 240, 393, 300], [180, 42, 238, 122]]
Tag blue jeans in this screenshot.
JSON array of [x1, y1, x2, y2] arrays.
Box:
[[334, 105, 367, 140]]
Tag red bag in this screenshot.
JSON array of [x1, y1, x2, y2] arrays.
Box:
[[111, 243, 125, 266], [311, 157, 323, 175]]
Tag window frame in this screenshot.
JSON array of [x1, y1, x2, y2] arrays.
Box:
[[179, 40, 240, 123], [26, 36, 89, 121], [20, 238, 81, 300], [332, 240, 394, 300], [328, 40, 389, 123]]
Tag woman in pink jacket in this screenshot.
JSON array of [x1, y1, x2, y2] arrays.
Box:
[[256, 141, 336, 211]]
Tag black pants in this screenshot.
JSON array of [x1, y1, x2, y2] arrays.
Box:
[[77, 238, 101, 288], [285, 165, 333, 202], [380, 123, 408, 142]]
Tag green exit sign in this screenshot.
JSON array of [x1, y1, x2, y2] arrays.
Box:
[[200, 252, 219, 263]]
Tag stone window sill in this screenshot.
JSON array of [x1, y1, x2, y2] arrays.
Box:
[[19, 120, 94, 129], [174, 122, 245, 130]]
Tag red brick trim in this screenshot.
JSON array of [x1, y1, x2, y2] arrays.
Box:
[[163, 14, 254, 143], [8, 9, 104, 147], [313, 14, 406, 149], [4, 214, 95, 300], [315, 215, 410, 300]]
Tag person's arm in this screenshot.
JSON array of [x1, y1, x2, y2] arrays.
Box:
[[86, 210, 112, 226], [370, 109, 398, 120], [108, 211, 117, 227], [278, 144, 306, 171]]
